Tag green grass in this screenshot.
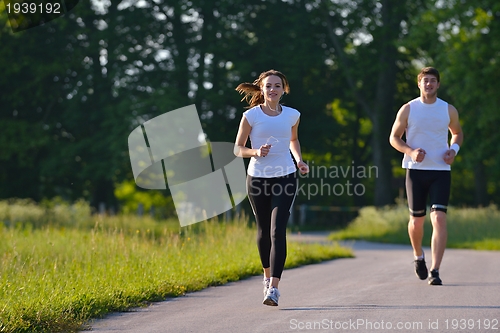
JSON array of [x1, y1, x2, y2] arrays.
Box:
[[0, 199, 352, 333], [329, 205, 500, 250]]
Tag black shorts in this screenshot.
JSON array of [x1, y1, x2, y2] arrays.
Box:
[[405, 169, 451, 217]]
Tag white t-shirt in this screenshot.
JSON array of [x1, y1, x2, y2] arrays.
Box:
[[402, 97, 451, 170], [243, 105, 300, 178]]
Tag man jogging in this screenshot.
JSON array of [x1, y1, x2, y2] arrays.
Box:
[[389, 67, 463, 285]]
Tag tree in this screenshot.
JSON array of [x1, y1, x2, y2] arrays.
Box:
[[0, 4, 82, 200], [6, 0, 496, 211]]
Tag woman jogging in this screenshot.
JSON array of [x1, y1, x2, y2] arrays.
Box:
[[234, 69, 309, 306]]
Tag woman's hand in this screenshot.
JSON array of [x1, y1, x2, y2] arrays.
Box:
[[297, 161, 309, 174], [256, 144, 271, 157]]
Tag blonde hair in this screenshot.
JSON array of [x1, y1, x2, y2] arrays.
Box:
[[235, 69, 290, 108]]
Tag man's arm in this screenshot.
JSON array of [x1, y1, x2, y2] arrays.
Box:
[[443, 104, 464, 165], [389, 104, 426, 162], [448, 104, 463, 146]]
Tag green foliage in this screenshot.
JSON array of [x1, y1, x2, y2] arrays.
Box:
[[329, 205, 412, 243], [329, 205, 500, 250], [445, 205, 500, 250], [0, 198, 92, 229], [2, 0, 500, 211], [114, 180, 175, 218]]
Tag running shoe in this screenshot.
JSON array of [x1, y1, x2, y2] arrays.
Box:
[[263, 287, 280, 306], [428, 269, 442, 285], [414, 258, 428, 280], [263, 278, 270, 296]]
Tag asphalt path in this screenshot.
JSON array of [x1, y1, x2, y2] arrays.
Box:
[[88, 233, 500, 333]]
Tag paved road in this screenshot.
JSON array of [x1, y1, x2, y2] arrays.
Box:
[[89, 233, 500, 333]]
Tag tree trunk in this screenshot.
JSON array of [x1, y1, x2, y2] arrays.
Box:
[[172, 3, 191, 106], [91, 179, 117, 213], [371, 0, 402, 206], [323, 0, 402, 206], [371, 117, 395, 206]]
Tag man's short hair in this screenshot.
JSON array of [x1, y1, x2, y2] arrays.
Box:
[[418, 67, 440, 82]]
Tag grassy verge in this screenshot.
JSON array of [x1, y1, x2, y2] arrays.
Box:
[[0, 205, 352, 333], [328, 205, 500, 250]]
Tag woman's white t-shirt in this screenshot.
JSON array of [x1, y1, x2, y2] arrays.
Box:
[[243, 105, 300, 178]]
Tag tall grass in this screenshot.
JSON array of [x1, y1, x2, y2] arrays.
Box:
[[0, 199, 352, 332], [0, 198, 93, 229], [329, 205, 500, 250]]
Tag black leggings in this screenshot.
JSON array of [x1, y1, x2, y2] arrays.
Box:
[[246, 173, 297, 279]]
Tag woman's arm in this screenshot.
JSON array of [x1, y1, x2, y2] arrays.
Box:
[[233, 115, 270, 158], [289, 118, 309, 174]]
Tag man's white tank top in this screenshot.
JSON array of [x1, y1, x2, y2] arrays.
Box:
[[243, 105, 300, 178], [402, 97, 451, 170]]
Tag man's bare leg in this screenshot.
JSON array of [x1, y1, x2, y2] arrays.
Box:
[[430, 210, 447, 271], [408, 215, 426, 257]]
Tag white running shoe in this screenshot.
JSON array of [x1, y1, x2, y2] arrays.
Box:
[[263, 286, 280, 306], [263, 278, 270, 296]]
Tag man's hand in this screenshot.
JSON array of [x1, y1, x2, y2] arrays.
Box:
[[411, 148, 426, 163], [443, 149, 456, 165]]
